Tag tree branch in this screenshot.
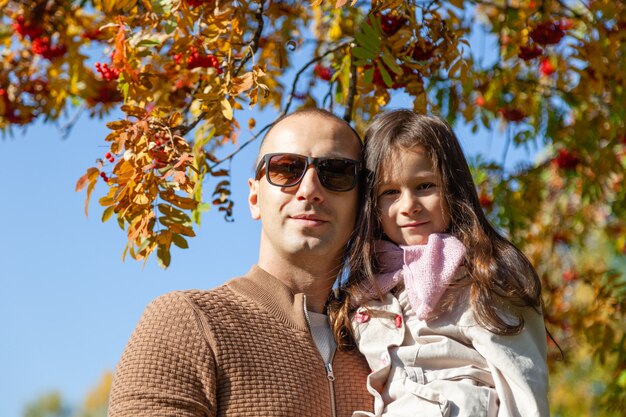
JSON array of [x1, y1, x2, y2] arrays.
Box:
[[233, 0, 265, 77], [282, 41, 351, 116], [209, 122, 273, 170]]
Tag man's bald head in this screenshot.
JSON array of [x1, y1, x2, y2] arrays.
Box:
[[256, 109, 362, 165]]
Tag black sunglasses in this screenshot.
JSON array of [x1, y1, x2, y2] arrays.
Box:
[[255, 153, 360, 192]]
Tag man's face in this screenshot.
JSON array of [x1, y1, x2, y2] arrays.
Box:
[[248, 114, 361, 264]]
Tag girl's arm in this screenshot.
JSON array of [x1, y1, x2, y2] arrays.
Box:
[[464, 306, 549, 417]]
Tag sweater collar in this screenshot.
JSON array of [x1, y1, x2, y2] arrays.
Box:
[[226, 265, 310, 332]]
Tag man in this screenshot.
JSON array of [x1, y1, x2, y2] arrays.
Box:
[[108, 109, 372, 416]]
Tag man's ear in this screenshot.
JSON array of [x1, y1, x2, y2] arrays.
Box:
[[248, 178, 261, 220]]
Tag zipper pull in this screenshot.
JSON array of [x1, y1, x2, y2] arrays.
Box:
[[325, 363, 335, 381]]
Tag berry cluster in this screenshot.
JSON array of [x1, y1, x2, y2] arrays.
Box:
[[82, 28, 104, 41], [100, 172, 110, 183], [519, 19, 573, 67], [314, 64, 333, 81], [95, 62, 120, 82], [562, 269, 577, 283], [518, 45, 543, 61], [13, 15, 67, 61], [412, 42, 435, 61], [379, 14, 408, 36], [479, 191, 494, 211], [498, 107, 526, 122], [32, 36, 67, 60], [530, 20, 566, 46], [12, 15, 43, 40], [105, 151, 115, 164], [185, 48, 222, 73], [553, 149, 580, 170]]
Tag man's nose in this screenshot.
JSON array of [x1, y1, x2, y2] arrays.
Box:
[[295, 166, 324, 202]]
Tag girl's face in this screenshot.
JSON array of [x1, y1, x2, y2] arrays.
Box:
[[376, 146, 450, 246]]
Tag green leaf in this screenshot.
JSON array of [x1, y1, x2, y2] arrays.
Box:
[[196, 202, 210, 212], [355, 17, 381, 53], [163, 18, 177, 34], [193, 127, 216, 154], [351, 46, 375, 61], [136, 39, 161, 48], [354, 30, 380, 54], [363, 66, 374, 86], [381, 49, 403, 75], [376, 61, 393, 88]]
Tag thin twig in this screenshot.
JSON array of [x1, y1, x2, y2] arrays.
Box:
[[323, 81, 334, 110], [282, 41, 351, 116], [343, 47, 358, 123], [501, 124, 512, 168], [233, 0, 265, 77], [209, 122, 273, 170], [59, 105, 85, 140]]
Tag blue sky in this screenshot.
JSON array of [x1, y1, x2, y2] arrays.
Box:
[[0, 99, 536, 417]]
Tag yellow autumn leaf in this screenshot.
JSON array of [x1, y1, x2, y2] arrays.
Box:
[[221, 98, 233, 120], [132, 193, 150, 205], [230, 72, 255, 96], [76, 168, 100, 192], [106, 120, 133, 130]]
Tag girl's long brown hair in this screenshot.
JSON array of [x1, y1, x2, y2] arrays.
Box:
[[329, 110, 542, 350]]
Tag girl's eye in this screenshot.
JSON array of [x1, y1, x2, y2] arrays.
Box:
[[379, 189, 399, 197], [417, 182, 436, 191]]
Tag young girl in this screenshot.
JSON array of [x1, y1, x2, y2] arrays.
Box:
[[335, 110, 548, 417]]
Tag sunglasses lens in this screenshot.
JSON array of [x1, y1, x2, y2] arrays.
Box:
[[318, 159, 357, 191], [267, 154, 307, 186]]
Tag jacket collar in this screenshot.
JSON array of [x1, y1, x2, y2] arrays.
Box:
[[226, 265, 310, 332]]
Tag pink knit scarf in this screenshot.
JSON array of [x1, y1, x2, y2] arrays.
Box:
[[356, 233, 466, 320]]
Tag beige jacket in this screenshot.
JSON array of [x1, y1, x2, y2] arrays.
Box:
[[351, 285, 549, 417]]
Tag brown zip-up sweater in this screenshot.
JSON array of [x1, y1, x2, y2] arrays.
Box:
[[108, 266, 372, 417]]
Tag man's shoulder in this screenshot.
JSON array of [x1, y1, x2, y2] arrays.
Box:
[[152, 275, 250, 311]]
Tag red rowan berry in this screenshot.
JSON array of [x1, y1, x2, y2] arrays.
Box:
[[553, 149, 580, 170], [412, 42, 434, 61], [379, 14, 407, 36], [95, 62, 120, 82], [539, 58, 556, 76], [13, 15, 43, 40], [313, 64, 333, 81], [518, 45, 543, 61], [498, 107, 526, 122]]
